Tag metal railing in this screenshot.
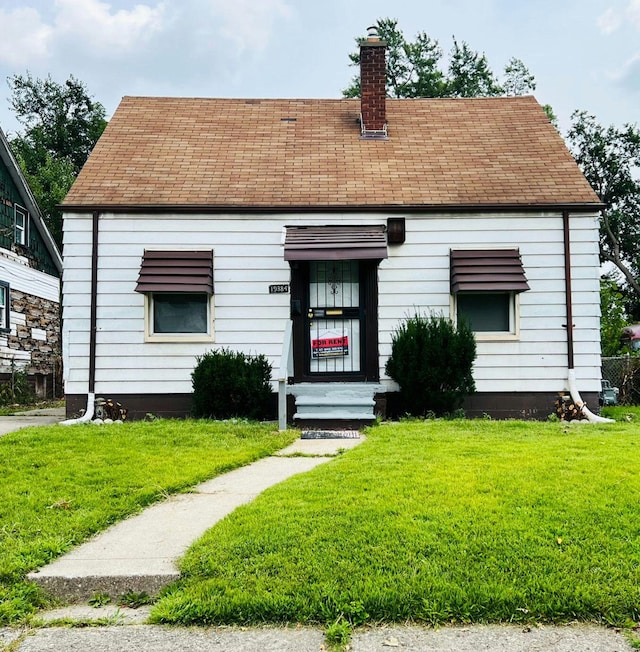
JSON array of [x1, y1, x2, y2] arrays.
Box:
[[277, 320, 293, 430]]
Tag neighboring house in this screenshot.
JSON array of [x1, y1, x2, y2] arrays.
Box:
[[61, 30, 602, 424], [0, 127, 63, 399]]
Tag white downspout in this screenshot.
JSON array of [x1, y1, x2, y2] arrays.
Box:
[[567, 370, 614, 424], [59, 211, 100, 426], [60, 393, 95, 425]]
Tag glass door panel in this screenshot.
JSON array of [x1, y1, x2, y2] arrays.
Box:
[[308, 261, 361, 375]]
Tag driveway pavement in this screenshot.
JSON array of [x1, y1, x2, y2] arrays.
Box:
[[0, 406, 64, 436]]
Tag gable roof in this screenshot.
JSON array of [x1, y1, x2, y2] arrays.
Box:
[[62, 95, 600, 212], [0, 127, 62, 273]]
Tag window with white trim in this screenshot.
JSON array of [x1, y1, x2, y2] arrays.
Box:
[[14, 205, 27, 245], [450, 249, 528, 338], [0, 282, 10, 332], [135, 250, 214, 342]]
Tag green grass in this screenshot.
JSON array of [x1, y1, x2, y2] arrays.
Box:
[[151, 418, 640, 628], [602, 405, 640, 421], [0, 420, 297, 625]]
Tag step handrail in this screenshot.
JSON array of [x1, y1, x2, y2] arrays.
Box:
[[277, 320, 293, 430]]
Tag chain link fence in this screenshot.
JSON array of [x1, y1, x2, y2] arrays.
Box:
[[602, 356, 640, 405]]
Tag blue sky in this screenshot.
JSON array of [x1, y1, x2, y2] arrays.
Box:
[[0, 0, 638, 138]]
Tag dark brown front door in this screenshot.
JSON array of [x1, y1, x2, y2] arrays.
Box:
[[290, 259, 379, 382]]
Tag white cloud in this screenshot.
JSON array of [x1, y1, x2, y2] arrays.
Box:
[[617, 52, 640, 90], [206, 0, 294, 53], [597, 7, 622, 34], [0, 7, 53, 66], [53, 0, 166, 54], [627, 0, 640, 28], [598, 0, 640, 33]]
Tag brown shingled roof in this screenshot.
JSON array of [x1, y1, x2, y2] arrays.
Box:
[[62, 95, 600, 210]]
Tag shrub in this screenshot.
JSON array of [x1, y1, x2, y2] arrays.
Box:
[[0, 369, 36, 407], [385, 312, 476, 417], [191, 348, 272, 420]]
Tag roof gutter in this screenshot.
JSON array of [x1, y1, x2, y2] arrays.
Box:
[[562, 209, 612, 424], [60, 202, 605, 215], [60, 210, 99, 424]]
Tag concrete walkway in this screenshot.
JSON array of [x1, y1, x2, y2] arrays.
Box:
[[27, 436, 363, 602], [0, 406, 65, 436], [1, 623, 634, 651]]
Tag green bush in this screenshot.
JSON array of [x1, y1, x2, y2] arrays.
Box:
[[385, 312, 476, 417], [0, 370, 36, 407], [191, 348, 272, 420]]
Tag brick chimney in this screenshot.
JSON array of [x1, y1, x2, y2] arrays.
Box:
[[360, 25, 387, 138]]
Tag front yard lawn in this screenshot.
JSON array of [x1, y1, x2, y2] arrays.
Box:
[[0, 420, 296, 625], [151, 417, 640, 628]]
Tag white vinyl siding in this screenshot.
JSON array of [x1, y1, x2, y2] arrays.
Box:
[[378, 212, 601, 394], [62, 211, 602, 397]]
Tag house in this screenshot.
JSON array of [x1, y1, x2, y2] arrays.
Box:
[[0, 127, 63, 399], [60, 29, 603, 424]]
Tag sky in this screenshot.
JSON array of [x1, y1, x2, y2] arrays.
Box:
[[0, 0, 638, 139]]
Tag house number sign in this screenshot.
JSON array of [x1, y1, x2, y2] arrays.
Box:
[[269, 284, 289, 294]]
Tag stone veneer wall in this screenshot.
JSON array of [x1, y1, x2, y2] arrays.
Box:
[[0, 288, 61, 397]]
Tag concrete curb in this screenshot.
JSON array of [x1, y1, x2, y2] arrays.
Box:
[[2, 623, 635, 651]]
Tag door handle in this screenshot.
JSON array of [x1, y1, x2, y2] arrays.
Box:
[[307, 309, 314, 319]]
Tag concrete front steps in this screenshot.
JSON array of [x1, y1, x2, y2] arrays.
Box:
[[289, 382, 383, 429]]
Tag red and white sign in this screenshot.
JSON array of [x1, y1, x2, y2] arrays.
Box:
[[312, 332, 349, 358]]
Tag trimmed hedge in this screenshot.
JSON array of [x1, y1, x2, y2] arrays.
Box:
[[192, 348, 272, 420], [385, 312, 476, 417]]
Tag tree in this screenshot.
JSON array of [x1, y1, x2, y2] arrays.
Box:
[[446, 38, 502, 98], [503, 57, 537, 96], [567, 111, 640, 301], [7, 73, 107, 248], [343, 18, 536, 99], [600, 276, 628, 356]]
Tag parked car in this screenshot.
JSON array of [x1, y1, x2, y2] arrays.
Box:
[[621, 324, 640, 351], [599, 379, 619, 406]]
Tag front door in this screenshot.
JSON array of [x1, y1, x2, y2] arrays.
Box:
[[308, 260, 361, 376], [291, 259, 379, 382]]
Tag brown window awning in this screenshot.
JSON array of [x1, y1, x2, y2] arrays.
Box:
[[450, 249, 529, 293], [135, 250, 214, 294], [284, 225, 388, 261]]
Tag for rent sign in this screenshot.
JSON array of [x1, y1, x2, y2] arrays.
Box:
[[312, 333, 349, 358]]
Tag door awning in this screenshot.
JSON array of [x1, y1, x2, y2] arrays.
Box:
[[135, 250, 214, 293], [450, 249, 529, 293], [284, 225, 388, 261]]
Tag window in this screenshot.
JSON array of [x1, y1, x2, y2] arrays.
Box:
[[14, 205, 27, 246], [456, 292, 516, 333], [151, 293, 209, 334], [135, 250, 214, 342], [0, 282, 10, 332], [450, 249, 528, 339]]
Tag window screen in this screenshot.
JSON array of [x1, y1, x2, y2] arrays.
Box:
[[152, 294, 208, 334], [457, 293, 511, 332]]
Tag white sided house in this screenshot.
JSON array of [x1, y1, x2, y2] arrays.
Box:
[[61, 32, 603, 424], [0, 127, 62, 398]]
